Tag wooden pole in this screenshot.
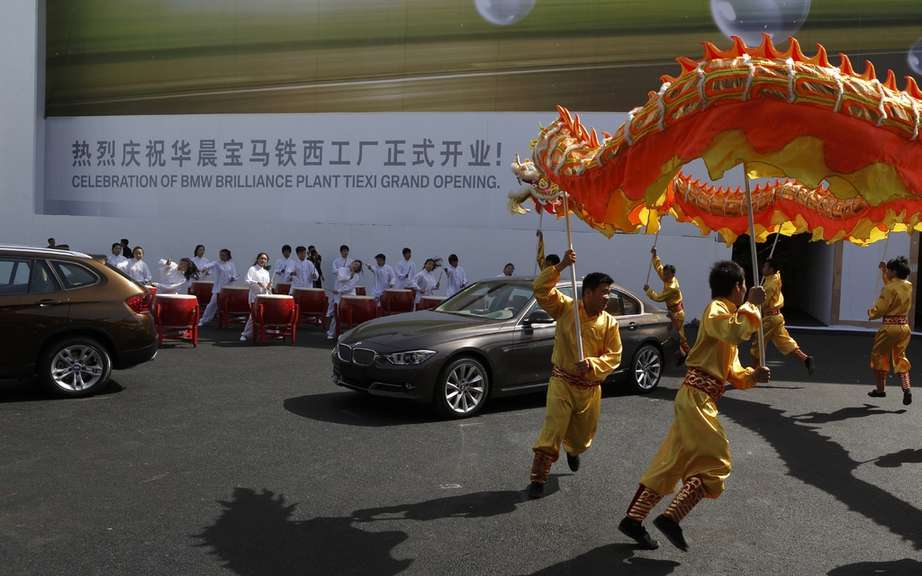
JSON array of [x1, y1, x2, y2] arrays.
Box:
[[645, 229, 661, 286], [743, 166, 766, 367], [563, 194, 585, 361]]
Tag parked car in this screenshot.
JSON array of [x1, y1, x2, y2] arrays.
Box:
[[0, 246, 158, 397], [332, 276, 678, 418]]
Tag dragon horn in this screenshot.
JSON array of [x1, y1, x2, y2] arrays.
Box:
[[861, 60, 877, 82], [839, 53, 855, 76], [676, 56, 698, 74], [760, 32, 778, 59], [814, 43, 830, 68], [905, 76, 922, 99], [884, 69, 898, 91], [787, 37, 807, 62]]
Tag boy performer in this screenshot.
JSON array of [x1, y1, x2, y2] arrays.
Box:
[[752, 258, 814, 374], [288, 246, 319, 294], [868, 257, 913, 406], [527, 249, 622, 498], [396, 248, 417, 290], [107, 242, 128, 268], [619, 261, 769, 552], [366, 254, 397, 301], [643, 247, 689, 357], [272, 245, 295, 285], [445, 254, 468, 297], [326, 260, 364, 340]]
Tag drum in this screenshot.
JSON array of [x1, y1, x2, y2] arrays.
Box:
[[153, 294, 199, 346], [340, 295, 377, 327], [293, 287, 328, 327], [253, 294, 297, 344], [418, 295, 446, 311], [217, 286, 251, 327], [190, 280, 213, 307], [274, 282, 292, 295], [355, 286, 367, 296], [381, 288, 414, 315]]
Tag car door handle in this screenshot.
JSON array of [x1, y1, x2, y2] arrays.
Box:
[[38, 299, 62, 308], [627, 322, 637, 330]]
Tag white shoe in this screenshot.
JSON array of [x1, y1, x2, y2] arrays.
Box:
[[240, 335, 247, 342]]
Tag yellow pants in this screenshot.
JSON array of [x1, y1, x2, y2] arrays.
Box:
[[639, 386, 731, 498], [533, 376, 601, 460], [670, 309, 689, 353], [871, 325, 912, 373], [750, 314, 799, 360]]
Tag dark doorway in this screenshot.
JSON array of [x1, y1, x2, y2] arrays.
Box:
[[732, 233, 833, 326]]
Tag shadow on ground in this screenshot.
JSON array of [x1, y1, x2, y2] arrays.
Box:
[[520, 542, 680, 576], [827, 559, 922, 575], [0, 378, 124, 403], [721, 395, 922, 550]]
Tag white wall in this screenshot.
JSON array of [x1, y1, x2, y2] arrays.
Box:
[[801, 241, 834, 324], [839, 234, 913, 322]]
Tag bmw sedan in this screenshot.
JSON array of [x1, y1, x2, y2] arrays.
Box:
[[332, 277, 678, 418]]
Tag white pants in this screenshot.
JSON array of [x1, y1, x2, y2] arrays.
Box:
[[200, 292, 219, 324], [242, 315, 254, 339], [326, 293, 340, 338]]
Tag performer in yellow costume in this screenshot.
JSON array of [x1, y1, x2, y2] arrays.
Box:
[[528, 249, 622, 499], [751, 258, 814, 375], [868, 256, 913, 406], [619, 261, 770, 551], [644, 247, 689, 358]]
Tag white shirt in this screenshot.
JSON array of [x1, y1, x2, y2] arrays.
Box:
[[124, 258, 152, 284], [396, 259, 417, 289], [246, 265, 271, 304], [272, 257, 295, 282], [368, 263, 397, 299], [201, 259, 238, 293], [413, 269, 438, 302], [192, 256, 212, 277], [332, 256, 353, 277], [445, 265, 467, 297], [288, 257, 319, 293], [107, 254, 127, 268], [155, 259, 190, 294], [332, 267, 361, 304]]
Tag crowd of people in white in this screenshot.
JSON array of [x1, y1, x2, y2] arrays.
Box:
[[102, 240, 522, 341]]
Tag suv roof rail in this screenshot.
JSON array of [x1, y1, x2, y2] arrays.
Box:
[[0, 245, 92, 259]]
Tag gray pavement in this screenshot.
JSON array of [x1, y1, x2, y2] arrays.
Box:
[[2, 327, 922, 575]]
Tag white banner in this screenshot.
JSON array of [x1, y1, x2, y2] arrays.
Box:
[[44, 113, 619, 228]]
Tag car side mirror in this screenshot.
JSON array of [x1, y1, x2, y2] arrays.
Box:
[[525, 309, 554, 325]]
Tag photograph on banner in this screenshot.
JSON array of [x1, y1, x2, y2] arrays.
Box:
[[47, 0, 922, 116]]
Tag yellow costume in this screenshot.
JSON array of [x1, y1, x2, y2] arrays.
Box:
[[868, 274, 913, 376], [644, 256, 689, 354], [625, 298, 761, 532], [750, 271, 802, 362], [529, 266, 622, 484]]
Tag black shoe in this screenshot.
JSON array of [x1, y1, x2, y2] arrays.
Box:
[[904, 389, 912, 406], [618, 517, 659, 550], [527, 482, 545, 499], [653, 514, 689, 552], [566, 452, 580, 472], [805, 356, 815, 376], [868, 390, 887, 398]]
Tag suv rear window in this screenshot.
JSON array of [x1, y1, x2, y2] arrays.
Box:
[[30, 261, 61, 294], [52, 261, 99, 289], [0, 259, 31, 295]]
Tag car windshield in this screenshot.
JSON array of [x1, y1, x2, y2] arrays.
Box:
[[437, 280, 534, 321]]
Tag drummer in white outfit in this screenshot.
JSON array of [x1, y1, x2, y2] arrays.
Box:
[[326, 260, 363, 340], [106, 242, 127, 269], [413, 258, 440, 304], [444, 254, 467, 297], [272, 245, 295, 287], [192, 245, 213, 279], [241, 252, 272, 341], [288, 246, 320, 293], [155, 257, 198, 294], [198, 249, 239, 326], [326, 245, 354, 319], [395, 247, 417, 289], [124, 246, 152, 284], [366, 253, 396, 301]]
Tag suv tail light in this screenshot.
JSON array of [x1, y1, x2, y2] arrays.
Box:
[[125, 293, 152, 314]]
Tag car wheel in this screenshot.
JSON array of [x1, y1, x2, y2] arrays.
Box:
[[631, 344, 662, 394], [40, 338, 112, 397], [434, 356, 490, 418]]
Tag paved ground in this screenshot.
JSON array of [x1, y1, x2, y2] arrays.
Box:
[[2, 327, 922, 575]]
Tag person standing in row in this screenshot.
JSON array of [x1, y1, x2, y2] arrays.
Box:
[[751, 258, 814, 374], [192, 245, 212, 279], [445, 254, 467, 297], [120, 238, 132, 259], [868, 257, 913, 405], [156, 258, 198, 294], [502, 263, 515, 277], [47, 238, 56, 249], [527, 249, 622, 499], [367, 254, 396, 301], [619, 261, 768, 552], [644, 247, 690, 359], [413, 259, 440, 303], [308, 246, 324, 289], [199, 249, 239, 326], [241, 253, 272, 342], [288, 246, 319, 294], [107, 243, 127, 268], [396, 248, 417, 290], [272, 245, 294, 286], [327, 245, 354, 326], [326, 260, 364, 340], [123, 246, 152, 284]]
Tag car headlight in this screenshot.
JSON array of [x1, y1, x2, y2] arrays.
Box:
[[384, 350, 436, 366]]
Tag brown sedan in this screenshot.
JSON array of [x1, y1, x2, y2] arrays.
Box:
[[0, 246, 158, 397]]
